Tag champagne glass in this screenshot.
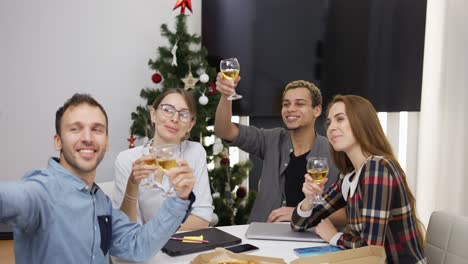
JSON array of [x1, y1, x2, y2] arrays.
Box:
[[153, 143, 179, 197], [141, 139, 157, 187], [220, 58, 242, 100], [306, 157, 329, 205]]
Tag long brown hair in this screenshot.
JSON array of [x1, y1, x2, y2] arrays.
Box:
[[326, 94, 425, 247]]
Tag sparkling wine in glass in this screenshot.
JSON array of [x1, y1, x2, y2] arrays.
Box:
[[306, 157, 329, 205], [141, 139, 157, 187], [153, 143, 179, 196], [220, 58, 242, 100]]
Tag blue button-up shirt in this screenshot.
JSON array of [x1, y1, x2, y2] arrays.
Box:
[[0, 158, 191, 264]]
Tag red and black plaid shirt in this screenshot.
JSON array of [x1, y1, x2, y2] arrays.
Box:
[[291, 156, 426, 263]]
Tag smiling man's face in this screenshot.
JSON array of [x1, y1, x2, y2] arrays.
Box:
[[54, 103, 108, 180], [281, 87, 321, 131]]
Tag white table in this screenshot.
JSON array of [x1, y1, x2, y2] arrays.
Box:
[[134, 223, 325, 264]]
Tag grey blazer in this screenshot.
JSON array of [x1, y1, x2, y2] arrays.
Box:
[[229, 124, 339, 223]]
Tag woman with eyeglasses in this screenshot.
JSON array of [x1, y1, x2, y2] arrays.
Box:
[[112, 88, 213, 238]]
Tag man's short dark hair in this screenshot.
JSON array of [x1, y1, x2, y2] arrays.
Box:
[[55, 93, 108, 135], [282, 80, 322, 107]]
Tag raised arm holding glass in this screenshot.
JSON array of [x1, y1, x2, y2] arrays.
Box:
[[215, 73, 346, 224]]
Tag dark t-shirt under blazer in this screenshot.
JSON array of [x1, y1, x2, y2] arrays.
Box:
[[228, 124, 339, 223]]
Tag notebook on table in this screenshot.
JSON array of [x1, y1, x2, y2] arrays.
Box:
[[162, 227, 242, 256], [294, 245, 342, 257], [245, 222, 324, 242]]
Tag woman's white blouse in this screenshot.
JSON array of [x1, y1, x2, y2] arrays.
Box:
[[112, 140, 214, 224]]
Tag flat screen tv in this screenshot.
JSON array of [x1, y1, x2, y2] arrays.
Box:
[[202, 0, 426, 115]]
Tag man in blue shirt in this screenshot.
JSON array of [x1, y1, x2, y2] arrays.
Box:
[[0, 94, 196, 263]]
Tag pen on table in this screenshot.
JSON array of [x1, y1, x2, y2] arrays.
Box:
[[170, 236, 210, 244]]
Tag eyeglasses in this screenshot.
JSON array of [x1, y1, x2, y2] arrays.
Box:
[[156, 104, 193, 123]]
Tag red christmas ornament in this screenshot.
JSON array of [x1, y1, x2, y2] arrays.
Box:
[[151, 73, 162, 84], [236, 186, 247, 199], [207, 82, 217, 95], [220, 157, 230, 166], [173, 0, 193, 14], [127, 135, 136, 149]]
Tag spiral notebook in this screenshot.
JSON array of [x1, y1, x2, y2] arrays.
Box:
[[245, 222, 324, 242], [162, 227, 241, 256]]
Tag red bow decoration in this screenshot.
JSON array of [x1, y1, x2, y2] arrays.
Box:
[[127, 134, 136, 149], [173, 0, 193, 14]]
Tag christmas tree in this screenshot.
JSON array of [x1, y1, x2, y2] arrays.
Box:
[[129, 14, 218, 145], [128, 7, 254, 226]]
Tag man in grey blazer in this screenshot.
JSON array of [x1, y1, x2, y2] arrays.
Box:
[[214, 75, 345, 224]]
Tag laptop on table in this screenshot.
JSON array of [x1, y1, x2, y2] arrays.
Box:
[[245, 222, 324, 242]]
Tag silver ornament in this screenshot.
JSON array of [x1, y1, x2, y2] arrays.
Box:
[[199, 73, 209, 83], [198, 94, 209, 105]]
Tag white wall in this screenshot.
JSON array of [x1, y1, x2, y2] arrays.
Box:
[[0, 0, 201, 182], [416, 0, 468, 225], [378, 112, 419, 193]]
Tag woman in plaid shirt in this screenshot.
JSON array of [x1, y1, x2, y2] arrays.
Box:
[[291, 95, 426, 263]]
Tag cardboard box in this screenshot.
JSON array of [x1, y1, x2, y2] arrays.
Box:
[[191, 247, 286, 264], [290, 246, 386, 264]]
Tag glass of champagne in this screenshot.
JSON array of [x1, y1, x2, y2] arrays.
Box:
[[141, 139, 157, 187], [220, 58, 242, 100], [306, 157, 329, 205], [153, 143, 179, 196]]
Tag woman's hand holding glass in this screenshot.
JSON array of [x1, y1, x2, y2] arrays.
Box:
[[140, 139, 159, 187], [302, 175, 328, 211], [302, 157, 329, 208], [130, 156, 162, 186]]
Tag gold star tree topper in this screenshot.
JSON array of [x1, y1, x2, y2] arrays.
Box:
[[181, 65, 199, 90]]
